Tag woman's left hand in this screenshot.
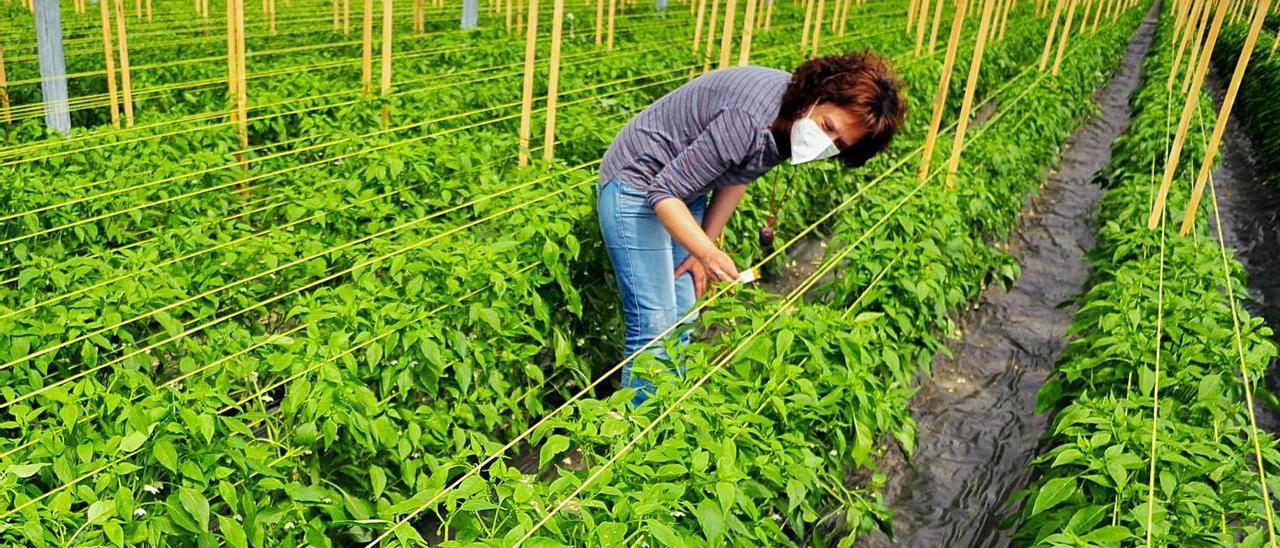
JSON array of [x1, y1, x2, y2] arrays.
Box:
[[674, 256, 708, 298]]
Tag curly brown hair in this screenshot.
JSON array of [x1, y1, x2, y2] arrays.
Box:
[[780, 51, 907, 168]]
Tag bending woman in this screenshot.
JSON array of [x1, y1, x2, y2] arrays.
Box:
[[597, 51, 907, 407]]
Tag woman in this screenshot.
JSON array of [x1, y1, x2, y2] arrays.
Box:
[[597, 51, 907, 407]]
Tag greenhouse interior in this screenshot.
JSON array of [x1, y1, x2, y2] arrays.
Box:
[[2, 0, 1280, 544]]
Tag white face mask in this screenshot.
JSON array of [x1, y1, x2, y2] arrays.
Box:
[[789, 104, 840, 165]]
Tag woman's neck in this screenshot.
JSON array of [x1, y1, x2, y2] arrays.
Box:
[[769, 116, 792, 159]]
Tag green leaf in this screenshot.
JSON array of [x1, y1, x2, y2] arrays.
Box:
[[154, 439, 178, 472], [86, 500, 114, 525], [179, 487, 211, 533], [1031, 477, 1076, 517], [370, 466, 387, 499], [220, 515, 248, 548], [1081, 526, 1132, 542], [694, 499, 724, 542], [647, 521, 682, 545], [103, 521, 124, 547], [119, 431, 148, 453], [6, 463, 48, 478], [539, 435, 570, 470]]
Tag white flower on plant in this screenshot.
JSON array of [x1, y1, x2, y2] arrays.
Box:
[[251, 371, 259, 381], [567, 12, 575, 19], [284, 521, 295, 531], [133, 507, 147, 518], [235, 514, 243, 522], [322, 498, 332, 505], [673, 510, 685, 518], [142, 483, 162, 495], [262, 394, 275, 403]]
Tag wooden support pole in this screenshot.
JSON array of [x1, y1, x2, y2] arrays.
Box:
[[114, 0, 134, 127], [380, 0, 393, 125], [508, 0, 515, 31], [756, 0, 766, 30], [917, 0, 967, 180], [362, 0, 374, 93], [0, 40, 9, 129], [927, 0, 945, 53], [333, 0, 341, 31], [1181, 0, 1216, 94], [1271, 23, 1280, 54], [739, 0, 758, 64], [703, 0, 720, 72], [597, 0, 606, 42], [944, 0, 995, 188], [1090, 0, 1104, 30], [914, 0, 931, 55], [1168, 0, 1206, 88], [907, 0, 919, 31], [692, 0, 707, 54], [135, 0, 141, 19], [801, 0, 814, 49], [228, 0, 238, 124], [98, 0, 120, 127], [810, 0, 825, 56], [998, 0, 1013, 39], [765, 0, 773, 29], [517, 0, 539, 166], [236, 0, 248, 149], [269, 0, 277, 34], [719, 0, 738, 67], [1172, 0, 1189, 33], [1050, 0, 1078, 75], [146, 0, 152, 21], [606, 0, 616, 48], [344, 0, 351, 34], [838, 0, 851, 34], [1038, 0, 1064, 70], [1181, 0, 1273, 235], [1147, 0, 1228, 229], [543, 0, 564, 161]]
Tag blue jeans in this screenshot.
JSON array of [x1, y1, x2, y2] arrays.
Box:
[[597, 179, 707, 407]]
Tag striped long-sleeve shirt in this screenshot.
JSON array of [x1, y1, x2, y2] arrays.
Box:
[[599, 66, 791, 210]]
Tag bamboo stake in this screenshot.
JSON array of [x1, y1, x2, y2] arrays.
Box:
[[1090, 0, 1104, 30], [606, 0, 616, 48], [830, 0, 839, 30], [811, 0, 825, 55], [719, 0, 738, 67], [203, 0, 210, 19], [1050, 0, 1078, 75], [114, 0, 135, 127], [1147, 0, 1228, 228], [765, 0, 773, 27], [1168, 0, 1206, 88], [703, 0, 720, 72], [1173, 0, 1189, 33], [739, 0, 758, 64], [227, 0, 238, 124], [907, 0, 919, 30], [146, 0, 152, 21], [135, 0, 141, 18], [692, 0, 707, 53], [1038, 0, 1064, 70], [517, 0, 539, 166], [1271, 24, 1279, 55], [1181, 0, 1274, 235], [802, 0, 814, 48], [756, 0, 766, 30], [362, 0, 374, 93], [927, 0, 945, 53], [944, 0, 995, 188], [543, 0, 565, 161], [97, 1, 120, 128], [998, 0, 1013, 39], [333, 0, 340, 30], [270, 0, 277, 34], [917, 0, 967, 180], [508, 0, 515, 31], [914, 0, 931, 55], [380, 0, 392, 125], [1181, 0, 1216, 94], [517, 0, 525, 35], [838, 0, 852, 34], [597, 0, 606, 42], [0, 41, 9, 129], [236, 0, 248, 149]]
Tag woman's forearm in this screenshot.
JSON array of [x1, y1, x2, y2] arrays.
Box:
[[702, 184, 747, 241], [653, 198, 717, 259]]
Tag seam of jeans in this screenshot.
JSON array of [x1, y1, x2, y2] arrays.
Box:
[[612, 182, 643, 361]]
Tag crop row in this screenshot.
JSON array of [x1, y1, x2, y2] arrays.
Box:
[[1212, 21, 1280, 183], [1011, 9, 1280, 546]]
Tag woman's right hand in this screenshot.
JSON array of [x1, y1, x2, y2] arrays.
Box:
[[697, 247, 740, 283]]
